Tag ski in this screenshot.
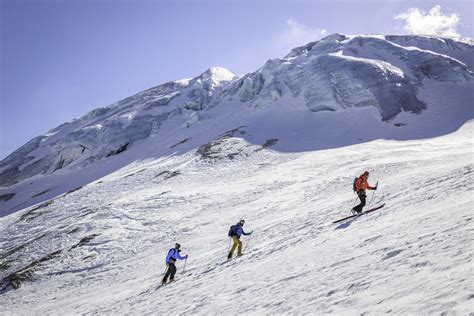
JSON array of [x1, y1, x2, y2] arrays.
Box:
[[362, 203, 385, 215], [156, 279, 178, 289], [223, 255, 242, 264], [332, 203, 385, 224]]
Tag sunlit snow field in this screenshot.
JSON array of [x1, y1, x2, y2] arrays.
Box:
[[1, 121, 472, 314]]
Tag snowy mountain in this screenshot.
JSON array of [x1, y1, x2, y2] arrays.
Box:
[[0, 34, 473, 313], [1, 34, 473, 215]]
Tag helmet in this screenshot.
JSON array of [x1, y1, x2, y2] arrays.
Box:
[[239, 219, 245, 225], [175, 243, 181, 249]]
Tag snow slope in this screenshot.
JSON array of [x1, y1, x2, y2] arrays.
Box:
[[0, 33, 473, 314], [1, 34, 473, 215], [0, 120, 472, 314]]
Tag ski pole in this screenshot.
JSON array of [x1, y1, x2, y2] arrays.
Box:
[[368, 181, 378, 208], [352, 195, 359, 207], [244, 233, 253, 253], [226, 237, 231, 258], [182, 257, 188, 273]]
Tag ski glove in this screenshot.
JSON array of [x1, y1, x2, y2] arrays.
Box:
[[373, 186, 378, 190]]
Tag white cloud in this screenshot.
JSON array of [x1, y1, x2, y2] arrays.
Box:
[[277, 19, 328, 50], [395, 5, 460, 37]]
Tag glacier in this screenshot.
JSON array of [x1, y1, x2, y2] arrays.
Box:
[[1, 34, 472, 202]]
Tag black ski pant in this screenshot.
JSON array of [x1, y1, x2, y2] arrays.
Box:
[[353, 190, 367, 213], [162, 262, 177, 283]]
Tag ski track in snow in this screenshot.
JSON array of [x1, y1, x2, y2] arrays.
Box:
[[0, 122, 473, 314]]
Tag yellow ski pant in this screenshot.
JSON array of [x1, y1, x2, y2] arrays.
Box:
[[230, 236, 243, 255]]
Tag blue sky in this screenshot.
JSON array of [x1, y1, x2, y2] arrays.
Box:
[[1, 0, 473, 159]]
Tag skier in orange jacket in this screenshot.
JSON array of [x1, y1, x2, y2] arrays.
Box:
[[352, 171, 377, 214]]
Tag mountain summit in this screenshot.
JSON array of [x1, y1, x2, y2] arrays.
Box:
[[198, 66, 237, 82]]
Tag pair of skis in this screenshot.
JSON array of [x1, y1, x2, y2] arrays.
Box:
[[332, 203, 385, 224]]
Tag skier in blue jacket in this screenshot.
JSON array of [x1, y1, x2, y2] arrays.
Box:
[[228, 219, 253, 259], [162, 243, 188, 285]]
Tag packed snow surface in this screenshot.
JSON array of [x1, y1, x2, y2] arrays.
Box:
[[0, 121, 473, 314]]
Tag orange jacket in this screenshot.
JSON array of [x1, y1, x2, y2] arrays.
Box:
[[355, 175, 375, 191]]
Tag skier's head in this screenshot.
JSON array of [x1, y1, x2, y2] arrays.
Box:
[[239, 219, 245, 226], [363, 171, 369, 177], [175, 243, 181, 250]]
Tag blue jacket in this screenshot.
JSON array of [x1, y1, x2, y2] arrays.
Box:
[[234, 223, 250, 239], [165, 248, 186, 264]]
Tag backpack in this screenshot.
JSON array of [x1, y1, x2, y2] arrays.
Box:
[[168, 248, 177, 257], [167, 248, 180, 262], [353, 177, 358, 192], [228, 225, 237, 237]]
